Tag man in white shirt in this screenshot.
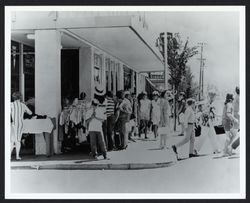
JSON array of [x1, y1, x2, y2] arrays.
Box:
[[172, 98, 199, 160], [86, 99, 107, 159]]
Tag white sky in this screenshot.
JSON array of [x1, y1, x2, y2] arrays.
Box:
[[144, 12, 240, 94]]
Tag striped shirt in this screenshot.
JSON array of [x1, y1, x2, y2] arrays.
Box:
[[11, 100, 32, 142], [106, 97, 115, 117]]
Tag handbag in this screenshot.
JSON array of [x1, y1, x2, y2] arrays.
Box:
[[214, 125, 225, 135]]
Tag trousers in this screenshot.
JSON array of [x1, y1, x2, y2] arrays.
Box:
[[89, 131, 107, 157], [176, 124, 195, 154]]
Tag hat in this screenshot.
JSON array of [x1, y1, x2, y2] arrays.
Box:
[[208, 89, 216, 95], [152, 91, 159, 96], [179, 92, 185, 96], [124, 91, 130, 96], [186, 98, 196, 105], [92, 98, 100, 105]]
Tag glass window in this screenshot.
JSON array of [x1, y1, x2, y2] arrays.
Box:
[[94, 53, 102, 83], [123, 65, 132, 91]]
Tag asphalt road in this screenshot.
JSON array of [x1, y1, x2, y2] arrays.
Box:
[[10, 152, 240, 194]]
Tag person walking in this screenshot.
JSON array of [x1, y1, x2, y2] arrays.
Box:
[[139, 92, 151, 139], [11, 92, 33, 160], [229, 86, 240, 152], [172, 98, 199, 159], [177, 92, 186, 136], [150, 91, 161, 139], [195, 91, 221, 154], [158, 90, 171, 149], [222, 93, 238, 156]]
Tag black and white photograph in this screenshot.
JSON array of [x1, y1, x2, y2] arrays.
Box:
[[4, 6, 245, 199]]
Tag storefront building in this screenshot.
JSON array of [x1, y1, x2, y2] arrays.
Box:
[[10, 11, 163, 155]]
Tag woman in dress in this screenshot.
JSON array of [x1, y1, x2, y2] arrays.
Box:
[[158, 90, 171, 149], [222, 93, 238, 156], [150, 91, 161, 139]]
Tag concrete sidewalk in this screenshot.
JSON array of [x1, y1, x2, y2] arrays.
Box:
[[11, 130, 229, 170], [11, 132, 179, 170]]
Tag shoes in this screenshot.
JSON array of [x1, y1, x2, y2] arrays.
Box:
[[145, 137, 149, 139], [172, 145, 177, 154], [178, 133, 184, 136], [189, 154, 199, 158], [213, 150, 221, 154]]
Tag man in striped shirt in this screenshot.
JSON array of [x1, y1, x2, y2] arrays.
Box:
[[11, 92, 32, 160], [105, 91, 116, 150]]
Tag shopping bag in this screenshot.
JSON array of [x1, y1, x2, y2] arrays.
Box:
[[214, 125, 225, 135]]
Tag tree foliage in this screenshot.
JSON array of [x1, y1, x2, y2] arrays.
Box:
[[167, 34, 198, 93]]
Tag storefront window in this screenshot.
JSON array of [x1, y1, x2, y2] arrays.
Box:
[[123, 65, 132, 91], [94, 53, 102, 84], [115, 63, 119, 91], [110, 60, 115, 92], [11, 41, 20, 99], [105, 58, 110, 92]]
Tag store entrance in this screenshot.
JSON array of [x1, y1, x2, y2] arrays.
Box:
[[61, 49, 79, 101], [61, 49, 90, 154]]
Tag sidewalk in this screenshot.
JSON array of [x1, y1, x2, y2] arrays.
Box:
[[11, 132, 179, 170], [11, 130, 229, 170]]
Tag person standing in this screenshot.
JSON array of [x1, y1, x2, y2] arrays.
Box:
[[11, 92, 32, 160], [116, 91, 132, 149], [139, 92, 151, 139], [230, 86, 240, 151], [150, 91, 161, 139], [172, 98, 199, 159], [86, 99, 107, 159], [158, 90, 171, 149], [177, 92, 186, 136], [222, 94, 238, 156], [106, 91, 116, 151]]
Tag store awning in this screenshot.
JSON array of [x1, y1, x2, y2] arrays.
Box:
[[11, 11, 164, 72]]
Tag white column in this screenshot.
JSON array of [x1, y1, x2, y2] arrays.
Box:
[[35, 30, 62, 155]]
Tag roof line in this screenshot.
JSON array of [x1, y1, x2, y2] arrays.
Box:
[[129, 26, 164, 66]]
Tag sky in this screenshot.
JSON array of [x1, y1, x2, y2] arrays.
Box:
[[144, 11, 240, 95]]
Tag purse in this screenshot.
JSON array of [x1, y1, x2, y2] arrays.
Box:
[[214, 125, 225, 135]]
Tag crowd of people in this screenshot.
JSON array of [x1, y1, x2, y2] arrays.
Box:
[[10, 85, 240, 161]]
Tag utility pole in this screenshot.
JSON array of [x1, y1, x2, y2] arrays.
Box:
[[164, 32, 168, 90], [197, 42, 206, 100], [156, 32, 172, 90]]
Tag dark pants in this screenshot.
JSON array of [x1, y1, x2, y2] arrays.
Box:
[[139, 119, 149, 138], [107, 115, 116, 150], [102, 120, 108, 147], [89, 131, 107, 157]]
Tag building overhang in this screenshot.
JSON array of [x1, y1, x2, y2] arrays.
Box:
[[11, 11, 164, 72]]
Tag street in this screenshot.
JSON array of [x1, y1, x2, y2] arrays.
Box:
[[10, 132, 240, 194]]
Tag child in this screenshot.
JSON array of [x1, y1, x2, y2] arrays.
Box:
[[86, 99, 107, 159]]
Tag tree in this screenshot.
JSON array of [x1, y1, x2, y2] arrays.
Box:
[[167, 34, 198, 131]]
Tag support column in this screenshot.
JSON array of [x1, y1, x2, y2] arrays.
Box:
[[35, 30, 62, 155], [79, 46, 93, 102]]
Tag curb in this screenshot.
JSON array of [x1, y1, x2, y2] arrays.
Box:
[[11, 161, 175, 170]]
